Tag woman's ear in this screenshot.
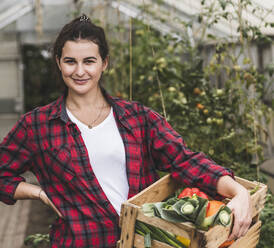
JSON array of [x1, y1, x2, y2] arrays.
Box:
[[102, 55, 109, 72], [56, 56, 61, 71]]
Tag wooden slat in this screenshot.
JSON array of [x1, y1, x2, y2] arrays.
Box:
[[230, 233, 260, 248], [230, 221, 261, 247], [116, 240, 121, 248], [188, 229, 207, 248], [118, 222, 261, 248], [119, 203, 138, 248], [204, 220, 232, 248], [229, 221, 261, 248], [250, 185, 267, 217], [134, 233, 173, 248], [136, 208, 193, 240], [235, 176, 265, 189], [128, 174, 179, 206]]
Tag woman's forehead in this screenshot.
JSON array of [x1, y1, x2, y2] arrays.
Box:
[[62, 39, 100, 58]]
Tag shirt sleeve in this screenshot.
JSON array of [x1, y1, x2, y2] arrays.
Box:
[[0, 114, 33, 205], [146, 108, 234, 199]]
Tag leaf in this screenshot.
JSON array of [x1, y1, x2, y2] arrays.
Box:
[[155, 202, 187, 222], [142, 203, 156, 217], [173, 197, 201, 222], [218, 0, 227, 10]]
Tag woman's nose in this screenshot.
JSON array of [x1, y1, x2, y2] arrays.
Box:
[[75, 64, 85, 77]]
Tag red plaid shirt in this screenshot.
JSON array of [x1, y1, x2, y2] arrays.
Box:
[[0, 90, 233, 247]]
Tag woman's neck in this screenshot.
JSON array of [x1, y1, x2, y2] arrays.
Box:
[[66, 87, 106, 111]]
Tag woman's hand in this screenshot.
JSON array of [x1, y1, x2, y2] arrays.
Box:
[[226, 186, 252, 240], [217, 175, 252, 240], [14, 182, 64, 218], [39, 190, 64, 219]]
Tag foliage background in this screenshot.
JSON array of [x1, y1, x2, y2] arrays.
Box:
[[23, 0, 273, 247]]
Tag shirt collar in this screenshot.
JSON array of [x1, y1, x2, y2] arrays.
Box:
[[101, 87, 126, 119], [48, 93, 69, 123]]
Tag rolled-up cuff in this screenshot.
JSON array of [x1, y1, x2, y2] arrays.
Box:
[[208, 168, 235, 200], [0, 177, 26, 205]]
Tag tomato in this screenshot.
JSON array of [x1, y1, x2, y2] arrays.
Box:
[[178, 188, 192, 198], [193, 87, 202, 95], [197, 191, 209, 200], [196, 103, 205, 110], [203, 109, 209, 115], [178, 187, 209, 200], [191, 188, 200, 194]]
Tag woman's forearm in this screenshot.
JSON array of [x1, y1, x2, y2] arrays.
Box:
[[13, 181, 41, 200], [14, 181, 63, 218], [216, 175, 246, 198]]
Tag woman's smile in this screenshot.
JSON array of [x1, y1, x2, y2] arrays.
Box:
[[72, 78, 91, 85]]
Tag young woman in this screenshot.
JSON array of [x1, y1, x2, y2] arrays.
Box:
[[0, 14, 251, 248]]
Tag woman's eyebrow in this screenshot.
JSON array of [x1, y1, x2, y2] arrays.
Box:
[[62, 56, 97, 60], [84, 56, 97, 60], [63, 57, 75, 60]]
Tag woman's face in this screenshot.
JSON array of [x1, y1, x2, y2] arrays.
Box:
[[57, 39, 108, 96]]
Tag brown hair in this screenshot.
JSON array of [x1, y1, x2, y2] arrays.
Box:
[[52, 14, 109, 92]]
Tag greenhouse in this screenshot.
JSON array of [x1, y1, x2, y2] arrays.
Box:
[[0, 0, 273, 247]]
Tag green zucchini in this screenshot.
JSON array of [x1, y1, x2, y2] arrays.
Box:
[[144, 233, 151, 248]]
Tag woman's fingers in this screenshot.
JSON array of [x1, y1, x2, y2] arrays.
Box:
[[47, 199, 63, 218], [227, 190, 252, 241], [228, 213, 250, 240], [39, 190, 64, 218]]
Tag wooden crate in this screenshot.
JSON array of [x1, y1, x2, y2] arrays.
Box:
[[117, 174, 267, 248]]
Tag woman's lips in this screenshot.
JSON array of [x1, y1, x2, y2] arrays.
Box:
[[72, 78, 90, 84]]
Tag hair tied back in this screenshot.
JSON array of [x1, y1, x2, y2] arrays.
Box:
[[79, 14, 90, 23]]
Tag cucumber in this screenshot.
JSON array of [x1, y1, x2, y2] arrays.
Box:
[[218, 210, 231, 226]]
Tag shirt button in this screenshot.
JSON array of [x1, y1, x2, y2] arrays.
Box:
[[80, 148, 85, 154]]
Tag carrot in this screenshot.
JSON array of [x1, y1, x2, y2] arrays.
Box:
[[206, 200, 225, 217], [207, 200, 234, 247], [219, 239, 235, 248]]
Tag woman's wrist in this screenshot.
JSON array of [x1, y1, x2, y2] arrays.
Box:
[[217, 175, 246, 198], [30, 185, 43, 200], [14, 182, 42, 200], [38, 188, 43, 200]]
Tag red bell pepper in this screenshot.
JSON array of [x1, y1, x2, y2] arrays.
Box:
[[178, 187, 209, 200]]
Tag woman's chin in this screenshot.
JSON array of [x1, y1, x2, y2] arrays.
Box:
[[67, 84, 97, 96]]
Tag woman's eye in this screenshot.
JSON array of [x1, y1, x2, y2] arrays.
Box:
[[64, 60, 75, 64], [85, 60, 95, 64]]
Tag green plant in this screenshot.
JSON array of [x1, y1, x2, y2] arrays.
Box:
[[102, 1, 273, 246], [24, 233, 50, 248], [104, 17, 272, 176], [257, 193, 274, 248]]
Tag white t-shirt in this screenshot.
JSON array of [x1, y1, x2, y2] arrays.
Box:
[[66, 107, 129, 215]]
